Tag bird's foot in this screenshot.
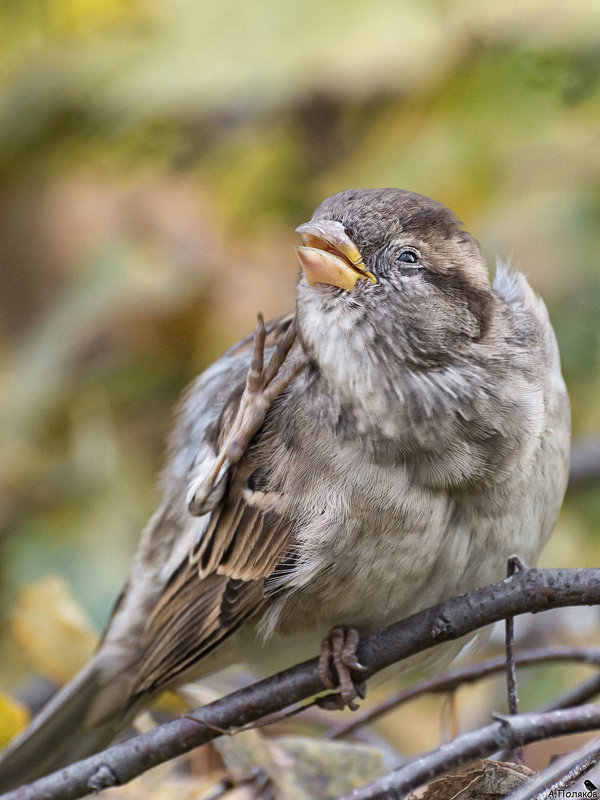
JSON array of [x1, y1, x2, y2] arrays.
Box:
[[188, 314, 301, 515], [223, 313, 301, 464], [317, 626, 367, 711]]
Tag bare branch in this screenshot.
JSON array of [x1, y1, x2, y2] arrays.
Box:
[[501, 735, 600, 800], [2, 566, 600, 800], [506, 557, 525, 761], [328, 645, 600, 740], [336, 705, 600, 800]]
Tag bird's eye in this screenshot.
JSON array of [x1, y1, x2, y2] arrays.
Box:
[[398, 250, 419, 265]]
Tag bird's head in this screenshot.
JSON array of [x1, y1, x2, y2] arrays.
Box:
[[294, 188, 494, 381]]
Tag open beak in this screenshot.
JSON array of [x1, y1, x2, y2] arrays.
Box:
[[295, 220, 376, 291]]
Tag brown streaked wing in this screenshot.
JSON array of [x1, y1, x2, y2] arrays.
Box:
[[131, 572, 265, 696], [131, 313, 297, 697]]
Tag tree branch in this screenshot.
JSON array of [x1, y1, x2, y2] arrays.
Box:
[[2, 566, 600, 800], [337, 705, 600, 800], [327, 645, 600, 740], [507, 735, 600, 800]]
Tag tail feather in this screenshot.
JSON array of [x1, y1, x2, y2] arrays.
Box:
[[0, 660, 124, 792]]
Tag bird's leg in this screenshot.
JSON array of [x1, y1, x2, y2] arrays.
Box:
[[317, 626, 368, 711], [224, 314, 302, 463], [188, 315, 303, 515]]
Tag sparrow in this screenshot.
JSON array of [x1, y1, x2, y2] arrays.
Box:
[[0, 188, 570, 790]]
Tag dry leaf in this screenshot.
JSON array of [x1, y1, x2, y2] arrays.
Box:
[[410, 759, 534, 800]]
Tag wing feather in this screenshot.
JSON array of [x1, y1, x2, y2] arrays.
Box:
[[130, 312, 298, 697]]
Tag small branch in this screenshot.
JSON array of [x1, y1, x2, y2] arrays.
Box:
[[506, 734, 600, 800], [505, 617, 519, 713], [505, 557, 524, 761], [505, 558, 525, 718], [328, 645, 600, 740], [3, 566, 600, 800], [336, 705, 600, 800]]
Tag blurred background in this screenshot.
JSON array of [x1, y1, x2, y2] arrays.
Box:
[[1, 0, 600, 794]]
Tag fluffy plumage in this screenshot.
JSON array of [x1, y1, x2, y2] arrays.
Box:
[[0, 188, 570, 790]]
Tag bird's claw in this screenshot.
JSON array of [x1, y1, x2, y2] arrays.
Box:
[[224, 314, 301, 464], [188, 315, 301, 515], [317, 626, 367, 711]]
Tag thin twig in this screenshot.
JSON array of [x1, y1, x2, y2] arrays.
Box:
[[506, 556, 525, 762], [506, 735, 600, 800], [328, 645, 600, 740], [336, 705, 600, 800]]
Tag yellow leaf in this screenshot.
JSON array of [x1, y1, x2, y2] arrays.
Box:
[[10, 576, 97, 684], [0, 694, 30, 749]]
